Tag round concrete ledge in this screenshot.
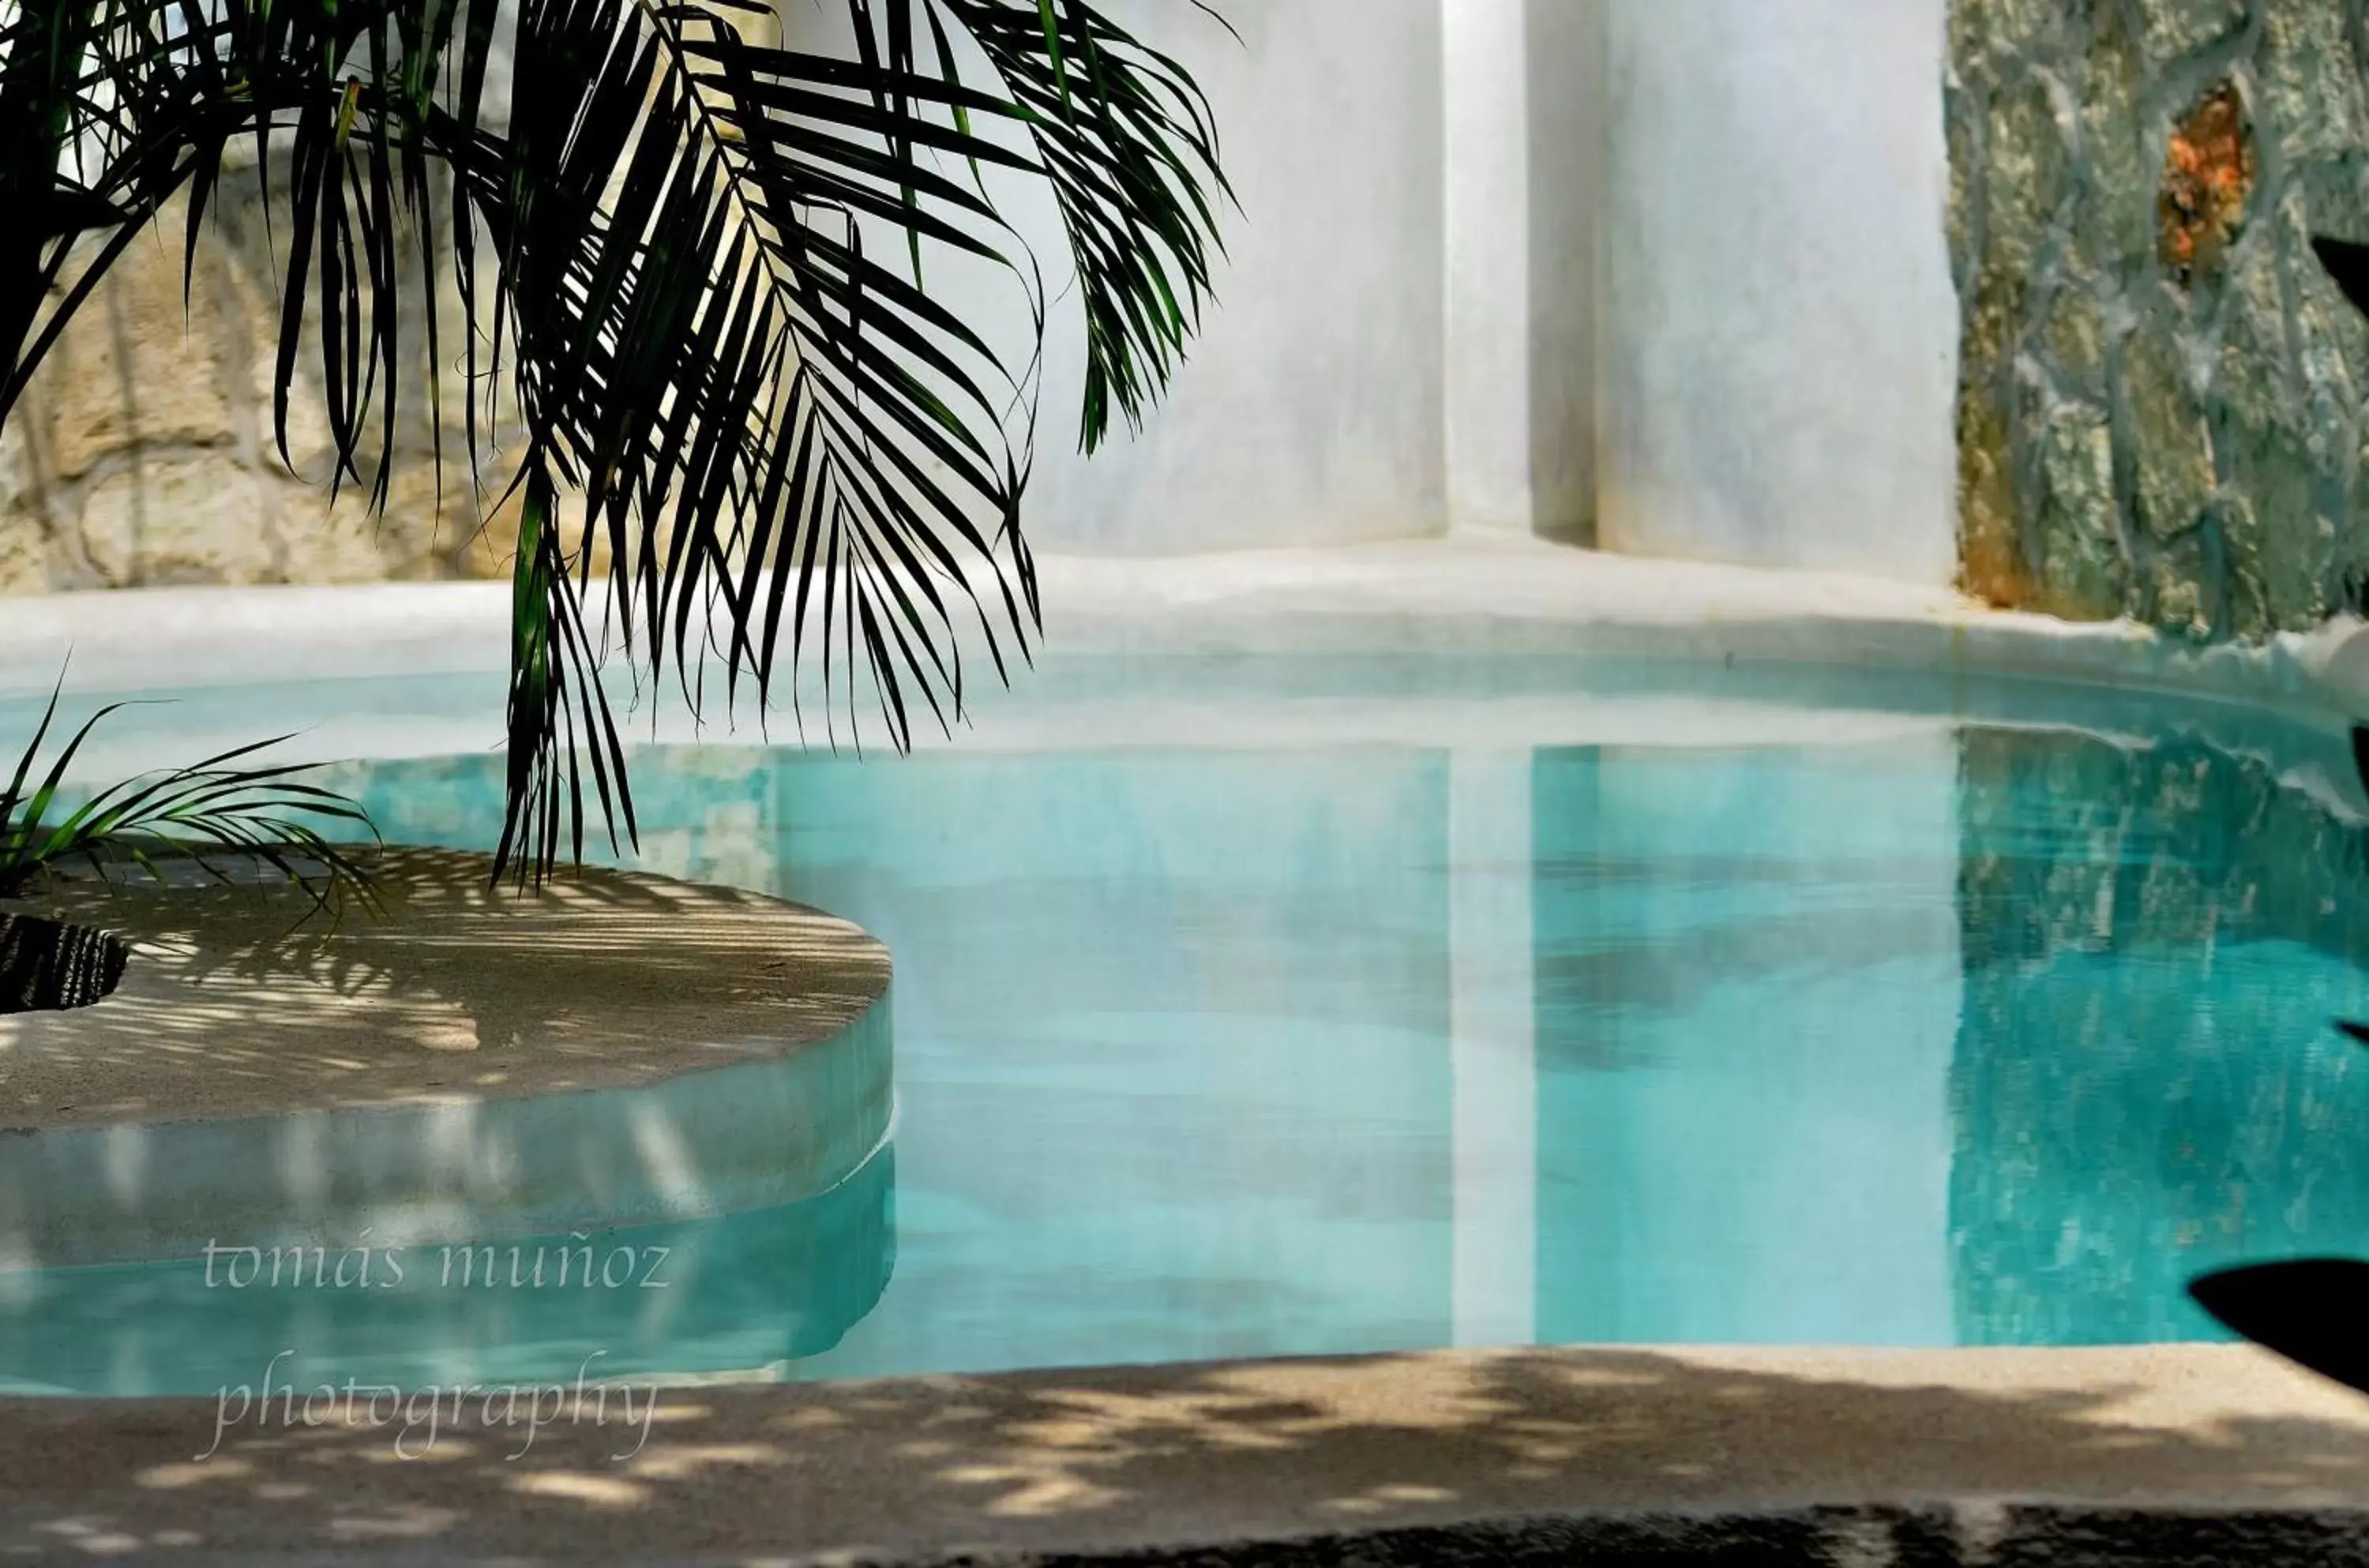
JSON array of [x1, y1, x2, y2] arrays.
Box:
[[0, 850, 892, 1267], [0, 1142, 897, 1396], [0, 847, 888, 1127]]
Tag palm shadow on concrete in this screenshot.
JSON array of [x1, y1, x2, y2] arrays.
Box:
[[0, 849, 897, 1298], [5, 1345, 2369, 1562], [0, 846, 888, 1127]]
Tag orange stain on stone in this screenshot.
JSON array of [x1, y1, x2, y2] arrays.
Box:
[[2160, 82, 2256, 284]]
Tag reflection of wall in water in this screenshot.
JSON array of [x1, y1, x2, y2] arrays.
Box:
[[770, 748, 1457, 1375], [1531, 740, 1961, 1346], [345, 745, 1459, 1373], [1951, 727, 2369, 1344]]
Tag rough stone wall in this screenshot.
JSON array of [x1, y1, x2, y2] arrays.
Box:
[[0, 164, 507, 596], [1951, 0, 2369, 638]]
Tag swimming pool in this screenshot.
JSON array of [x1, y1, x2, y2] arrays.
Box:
[[4, 654, 2368, 1395]]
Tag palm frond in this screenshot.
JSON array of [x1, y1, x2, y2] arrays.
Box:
[[936, 0, 1233, 450], [0, 669, 381, 913], [0, 0, 1232, 885]]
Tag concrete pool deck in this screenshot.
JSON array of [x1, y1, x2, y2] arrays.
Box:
[[7, 539, 2369, 814], [5, 1343, 2369, 1563]]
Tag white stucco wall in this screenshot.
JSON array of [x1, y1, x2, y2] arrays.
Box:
[[1012, 0, 1601, 556], [1595, 0, 1959, 586], [863, 0, 1451, 557], [1042, 0, 1447, 554], [4, 1, 1969, 587], [773, 0, 1960, 582]]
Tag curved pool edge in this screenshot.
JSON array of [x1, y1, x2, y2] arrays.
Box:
[[0, 1137, 899, 1397], [7, 541, 2369, 730], [0, 990, 893, 1270], [0, 851, 896, 1269], [0, 1342, 2362, 1563]]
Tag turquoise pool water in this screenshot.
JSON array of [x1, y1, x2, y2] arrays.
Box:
[[5, 656, 2369, 1394]]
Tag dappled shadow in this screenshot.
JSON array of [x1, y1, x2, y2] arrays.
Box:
[[0, 847, 897, 1299], [0, 847, 888, 1128], [3, 1345, 2369, 1561]]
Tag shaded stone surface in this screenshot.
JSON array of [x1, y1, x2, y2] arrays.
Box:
[[1951, 0, 2369, 637], [0, 167, 519, 595], [0, 914, 125, 1015]]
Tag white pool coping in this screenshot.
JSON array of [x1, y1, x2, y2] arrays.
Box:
[[4, 538, 2367, 724]]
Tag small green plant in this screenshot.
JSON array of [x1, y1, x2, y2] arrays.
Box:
[[0, 673, 377, 910]]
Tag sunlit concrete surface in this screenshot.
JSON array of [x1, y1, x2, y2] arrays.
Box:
[[6, 545, 2368, 880], [3, 1344, 2369, 1562]]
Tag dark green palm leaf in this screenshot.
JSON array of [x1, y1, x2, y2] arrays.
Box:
[[0, 669, 380, 912], [0, 0, 1231, 884]]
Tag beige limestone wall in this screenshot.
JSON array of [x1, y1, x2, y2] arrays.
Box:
[[0, 168, 509, 598]]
